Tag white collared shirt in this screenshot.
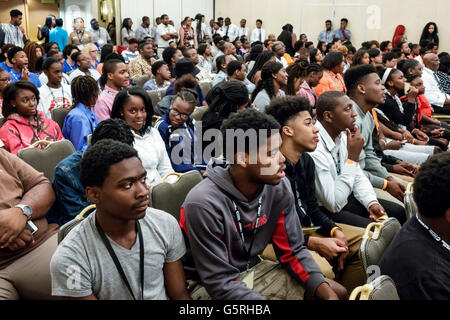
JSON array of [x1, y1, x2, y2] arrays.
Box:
[[251, 28, 266, 43], [308, 121, 378, 213], [275, 56, 288, 69], [223, 24, 238, 42], [422, 67, 448, 107], [238, 26, 250, 39]]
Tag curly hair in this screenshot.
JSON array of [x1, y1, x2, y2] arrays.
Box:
[[23, 41, 45, 73], [251, 61, 283, 102], [220, 108, 280, 158], [2, 81, 40, 119], [174, 74, 198, 93], [111, 87, 154, 135], [265, 96, 310, 128], [80, 139, 139, 188], [71, 75, 99, 108], [91, 118, 134, 146], [285, 60, 308, 95], [413, 152, 450, 218]]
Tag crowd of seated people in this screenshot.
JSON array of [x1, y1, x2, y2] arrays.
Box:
[[0, 10, 449, 301]]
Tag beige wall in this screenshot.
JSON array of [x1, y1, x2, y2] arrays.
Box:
[[215, 0, 450, 52]]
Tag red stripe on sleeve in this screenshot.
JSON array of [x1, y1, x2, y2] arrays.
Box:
[[272, 211, 310, 283], [179, 206, 189, 237]]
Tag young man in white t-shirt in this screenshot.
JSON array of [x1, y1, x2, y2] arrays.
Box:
[[37, 57, 72, 119], [156, 14, 178, 50], [50, 140, 190, 300]]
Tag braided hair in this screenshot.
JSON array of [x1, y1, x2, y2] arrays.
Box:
[[71, 75, 99, 108], [251, 61, 283, 102], [286, 59, 308, 95]]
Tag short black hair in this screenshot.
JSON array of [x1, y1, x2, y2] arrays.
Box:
[[368, 48, 381, 59], [439, 54, 450, 73], [7, 46, 24, 64], [316, 91, 346, 121], [2, 81, 40, 118], [138, 40, 152, 51], [55, 18, 63, 27], [91, 118, 134, 146], [383, 51, 397, 64], [405, 73, 420, 84], [399, 58, 419, 75], [42, 57, 60, 70], [63, 44, 79, 59], [102, 59, 124, 76], [128, 37, 139, 45], [10, 9, 22, 18], [151, 60, 167, 76], [111, 87, 154, 134], [256, 19, 263, 24], [227, 60, 243, 76], [221, 108, 280, 159], [341, 18, 348, 23], [321, 51, 343, 70], [162, 47, 178, 64], [80, 139, 139, 188], [414, 153, 450, 218], [344, 64, 377, 95], [265, 96, 311, 129], [46, 50, 60, 59]]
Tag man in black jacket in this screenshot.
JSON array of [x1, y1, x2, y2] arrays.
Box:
[[265, 96, 366, 292]]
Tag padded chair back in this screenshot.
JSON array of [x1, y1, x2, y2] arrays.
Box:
[[199, 81, 212, 97], [17, 139, 75, 181], [359, 217, 401, 280], [150, 171, 203, 220], [349, 275, 400, 300], [58, 204, 96, 244], [135, 75, 151, 88], [51, 107, 71, 130], [148, 89, 166, 107], [404, 182, 418, 220], [192, 106, 209, 121], [0, 117, 6, 128]]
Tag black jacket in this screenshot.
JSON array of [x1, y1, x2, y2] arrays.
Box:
[[377, 93, 416, 131]]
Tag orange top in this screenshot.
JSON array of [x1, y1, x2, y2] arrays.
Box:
[[314, 70, 347, 98]]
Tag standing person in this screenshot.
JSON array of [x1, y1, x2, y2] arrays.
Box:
[[37, 58, 72, 118], [50, 139, 189, 300], [135, 16, 155, 41], [181, 108, 347, 300], [252, 61, 288, 112], [0, 68, 10, 117], [37, 15, 56, 44], [277, 24, 296, 57], [223, 17, 238, 42], [62, 76, 99, 151], [238, 19, 249, 39], [314, 51, 346, 98], [50, 18, 69, 52], [68, 18, 94, 50], [392, 25, 406, 50], [89, 18, 111, 49], [420, 22, 439, 48], [333, 18, 351, 42], [128, 41, 155, 80], [251, 19, 266, 44], [318, 20, 334, 44], [0, 81, 63, 154], [121, 18, 135, 47], [2, 9, 28, 48], [156, 14, 178, 51], [143, 61, 171, 92], [62, 44, 79, 74], [7, 46, 41, 88], [68, 52, 101, 83], [192, 14, 208, 45], [94, 59, 129, 122], [178, 17, 195, 49]]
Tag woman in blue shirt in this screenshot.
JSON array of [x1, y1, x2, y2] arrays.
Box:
[[62, 75, 99, 151]]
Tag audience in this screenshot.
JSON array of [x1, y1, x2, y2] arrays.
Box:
[[162, 46, 183, 79], [110, 87, 174, 185], [0, 81, 63, 154], [247, 51, 275, 85], [297, 63, 323, 117]]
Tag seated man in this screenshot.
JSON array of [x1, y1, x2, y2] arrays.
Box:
[[121, 37, 140, 64], [143, 60, 171, 92], [422, 53, 450, 114], [50, 140, 190, 300], [0, 142, 58, 299], [128, 40, 155, 80], [7, 46, 41, 88], [182, 47, 213, 82], [212, 54, 233, 88], [265, 96, 367, 292], [227, 60, 255, 94], [308, 91, 406, 227], [180, 108, 347, 300], [344, 64, 407, 204], [47, 119, 135, 226], [379, 153, 450, 300]]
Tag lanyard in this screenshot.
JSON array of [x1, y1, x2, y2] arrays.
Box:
[[318, 131, 341, 175], [10, 70, 20, 82], [77, 31, 85, 43], [292, 176, 313, 227], [48, 85, 66, 109], [95, 216, 145, 300], [416, 215, 450, 252], [324, 71, 345, 93], [231, 197, 262, 270]]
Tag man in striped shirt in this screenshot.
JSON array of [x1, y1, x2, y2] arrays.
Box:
[[2, 9, 27, 48]]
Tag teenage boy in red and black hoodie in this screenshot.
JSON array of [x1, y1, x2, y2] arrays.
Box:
[[179, 108, 347, 300]]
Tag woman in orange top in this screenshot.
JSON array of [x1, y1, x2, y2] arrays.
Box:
[[314, 51, 346, 98]]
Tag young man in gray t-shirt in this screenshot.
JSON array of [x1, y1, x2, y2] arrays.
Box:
[[50, 140, 190, 300]]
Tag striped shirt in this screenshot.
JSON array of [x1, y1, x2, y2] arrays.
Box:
[[2, 23, 24, 47]]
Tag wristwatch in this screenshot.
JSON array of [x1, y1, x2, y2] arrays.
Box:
[[15, 204, 32, 220]]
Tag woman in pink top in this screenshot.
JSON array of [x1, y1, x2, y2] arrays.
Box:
[[297, 63, 323, 119], [0, 81, 63, 154]]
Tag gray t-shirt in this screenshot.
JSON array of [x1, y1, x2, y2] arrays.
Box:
[[50, 208, 185, 300], [253, 89, 286, 112]]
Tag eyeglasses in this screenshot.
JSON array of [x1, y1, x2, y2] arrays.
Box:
[[0, 78, 10, 82], [170, 108, 191, 120]]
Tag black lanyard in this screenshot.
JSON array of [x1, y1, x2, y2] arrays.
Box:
[[292, 177, 313, 227], [77, 31, 85, 43], [95, 216, 145, 300], [416, 215, 450, 252], [231, 197, 262, 270]]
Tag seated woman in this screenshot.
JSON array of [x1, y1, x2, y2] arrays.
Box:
[[0, 67, 11, 117], [435, 54, 450, 95], [0, 81, 63, 154], [68, 51, 101, 84], [154, 89, 206, 173], [110, 87, 173, 185], [251, 61, 287, 112], [285, 60, 308, 96], [247, 51, 275, 85], [62, 76, 99, 151], [297, 63, 323, 119], [81, 43, 100, 70], [314, 51, 346, 98], [154, 74, 198, 116], [352, 49, 370, 66]]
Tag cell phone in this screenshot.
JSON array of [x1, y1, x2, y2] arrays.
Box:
[[25, 221, 38, 235], [404, 82, 410, 93]]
